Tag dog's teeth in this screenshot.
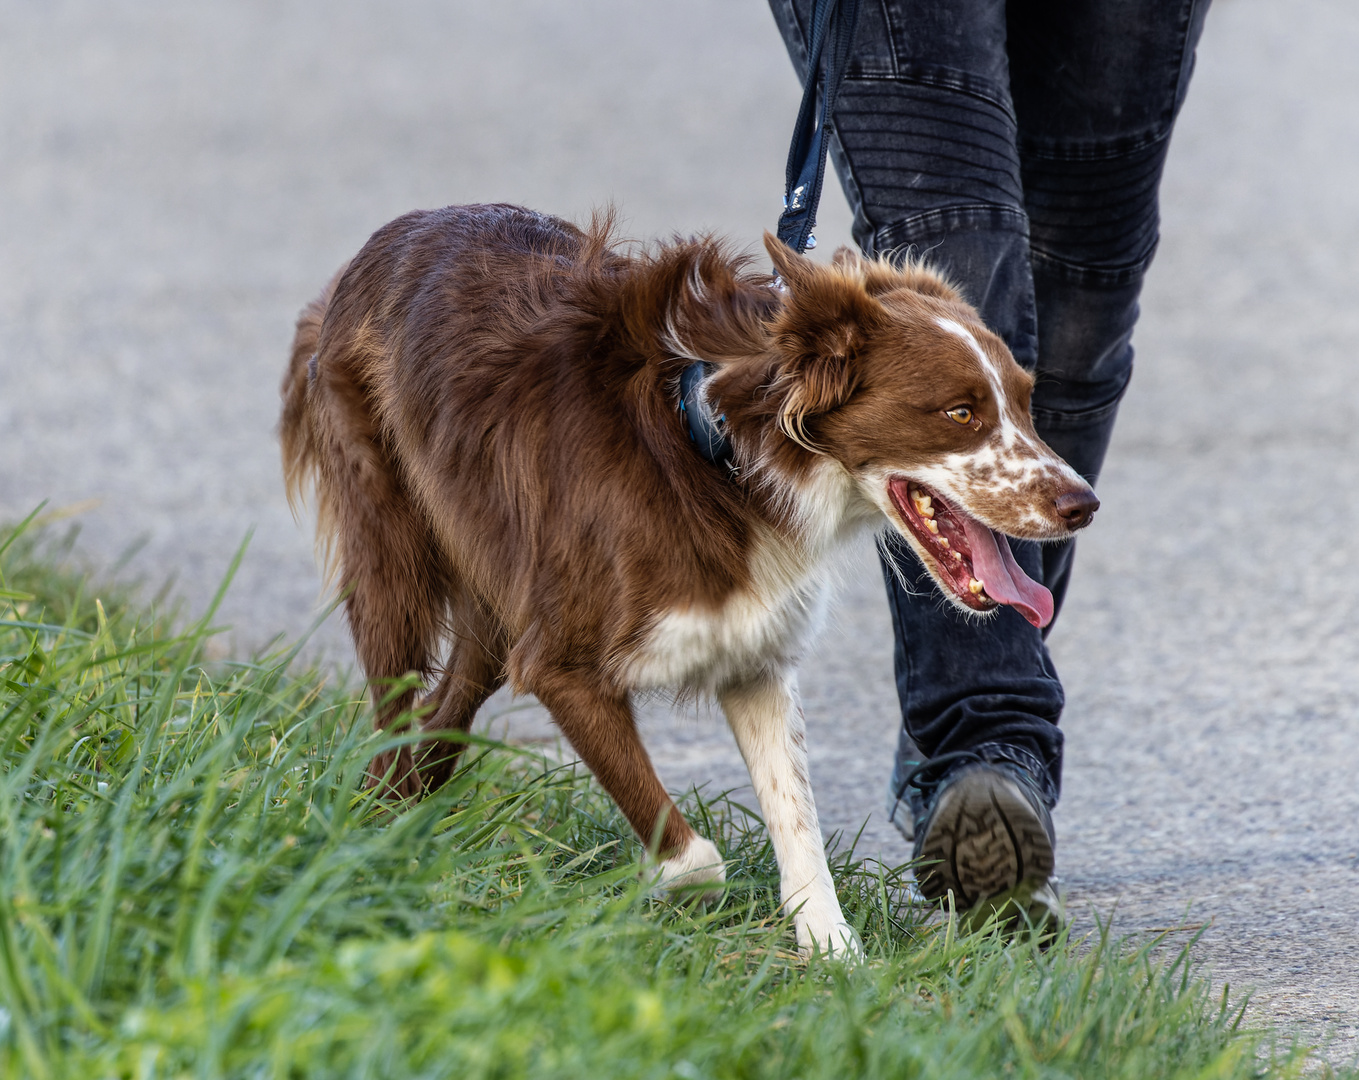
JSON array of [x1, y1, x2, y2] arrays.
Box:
[[925, 519, 938, 534], [969, 577, 985, 595], [938, 537, 949, 548], [952, 551, 963, 561]]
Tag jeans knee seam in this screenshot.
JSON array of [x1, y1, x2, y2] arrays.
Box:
[[1020, 128, 1171, 163], [1031, 398, 1122, 430], [1029, 243, 1157, 289], [871, 204, 1028, 260], [844, 67, 1016, 120]]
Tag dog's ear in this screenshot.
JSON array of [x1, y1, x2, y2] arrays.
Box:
[[830, 245, 857, 266], [831, 245, 897, 298], [776, 346, 858, 451], [764, 232, 817, 293], [763, 238, 887, 451], [832, 243, 960, 301]]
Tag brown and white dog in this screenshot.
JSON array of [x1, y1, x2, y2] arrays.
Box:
[[280, 204, 1097, 957]]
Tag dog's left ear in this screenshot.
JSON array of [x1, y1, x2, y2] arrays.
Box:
[[831, 246, 908, 298], [764, 233, 884, 450], [831, 244, 961, 303], [765, 232, 818, 293]]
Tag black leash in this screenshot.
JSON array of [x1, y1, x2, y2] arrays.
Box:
[[682, 0, 861, 469], [776, 0, 862, 257]]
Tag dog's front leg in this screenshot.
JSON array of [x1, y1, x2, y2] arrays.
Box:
[[720, 671, 860, 959], [534, 671, 725, 899]]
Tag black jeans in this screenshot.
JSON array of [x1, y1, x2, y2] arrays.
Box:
[[769, 0, 1211, 805]]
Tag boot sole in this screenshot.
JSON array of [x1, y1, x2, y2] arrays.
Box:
[[914, 767, 1056, 910]]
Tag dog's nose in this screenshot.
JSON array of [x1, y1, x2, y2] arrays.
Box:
[[1054, 489, 1100, 531]]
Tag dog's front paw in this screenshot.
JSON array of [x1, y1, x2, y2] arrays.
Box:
[[796, 917, 863, 962], [648, 836, 726, 904]]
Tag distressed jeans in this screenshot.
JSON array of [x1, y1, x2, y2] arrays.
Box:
[[769, 0, 1211, 806]]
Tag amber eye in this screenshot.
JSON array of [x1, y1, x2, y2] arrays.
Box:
[[946, 406, 973, 426]]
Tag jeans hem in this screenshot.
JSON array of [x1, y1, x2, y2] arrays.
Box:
[[973, 742, 1059, 806]]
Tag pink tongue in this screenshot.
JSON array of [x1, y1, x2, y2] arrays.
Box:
[[960, 518, 1054, 629]]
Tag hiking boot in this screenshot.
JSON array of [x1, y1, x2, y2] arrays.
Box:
[[888, 749, 1064, 930]]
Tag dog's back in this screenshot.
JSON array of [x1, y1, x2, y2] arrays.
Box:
[[282, 205, 588, 515], [280, 206, 779, 799]]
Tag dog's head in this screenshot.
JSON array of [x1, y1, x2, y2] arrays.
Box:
[[760, 236, 1098, 629]]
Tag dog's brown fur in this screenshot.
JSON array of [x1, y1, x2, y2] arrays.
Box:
[[282, 205, 1094, 949]]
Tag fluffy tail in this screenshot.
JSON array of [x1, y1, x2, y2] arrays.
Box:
[[280, 264, 347, 515]]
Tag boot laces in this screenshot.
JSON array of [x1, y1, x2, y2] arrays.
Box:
[[903, 749, 988, 806]]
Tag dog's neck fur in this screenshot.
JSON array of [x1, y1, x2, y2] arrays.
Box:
[[609, 257, 884, 693], [648, 248, 878, 549]]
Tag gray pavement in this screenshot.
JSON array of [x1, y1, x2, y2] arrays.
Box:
[[3, 0, 1358, 1062]]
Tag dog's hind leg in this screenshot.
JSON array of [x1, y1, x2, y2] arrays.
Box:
[[532, 671, 725, 898], [720, 671, 860, 959], [310, 367, 452, 799], [340, 495, 452, 799], [413, 591, 509, 791]]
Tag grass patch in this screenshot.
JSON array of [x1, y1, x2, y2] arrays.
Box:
[[0, 514, 1339, 1078]]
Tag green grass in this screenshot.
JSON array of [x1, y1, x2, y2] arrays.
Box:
[[0, 513, 1342, 1078]]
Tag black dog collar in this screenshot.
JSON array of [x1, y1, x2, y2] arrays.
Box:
[[679, 361, 736, 474]]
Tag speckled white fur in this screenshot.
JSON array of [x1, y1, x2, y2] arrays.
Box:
[[930, 316, 1085, 504]]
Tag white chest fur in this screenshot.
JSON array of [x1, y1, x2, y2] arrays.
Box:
[[626, 569, 832, 693], [623, 460, 875, 694]]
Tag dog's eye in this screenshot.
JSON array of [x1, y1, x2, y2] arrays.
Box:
[[946, 406, 973, 426]]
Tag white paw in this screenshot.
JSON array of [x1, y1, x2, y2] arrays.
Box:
[[649, 836, 726, 903], [796, 916, 863, 962]]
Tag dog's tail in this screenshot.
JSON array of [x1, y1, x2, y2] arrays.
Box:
[[280, 263, 347, 517]]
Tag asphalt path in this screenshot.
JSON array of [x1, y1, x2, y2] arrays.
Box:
[[2, 0, 1358, 1061]]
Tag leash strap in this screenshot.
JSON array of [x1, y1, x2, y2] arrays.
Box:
[[679, 1, 861, 472], [775, 0, 861, 256]]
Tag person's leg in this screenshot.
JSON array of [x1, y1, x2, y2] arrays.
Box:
[[1009, 0, 1212, 615], [770, 0, 1068, 918], [769, 0, 1065, 799], [767, 0, 1211, 912]]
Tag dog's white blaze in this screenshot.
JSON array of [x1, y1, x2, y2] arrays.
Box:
[[719, 671, 859, 958], [932, 316, 1084, 501], [935, 316, 1021, 448]]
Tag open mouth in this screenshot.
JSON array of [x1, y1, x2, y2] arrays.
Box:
[[887, 478, 1054, 629]]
